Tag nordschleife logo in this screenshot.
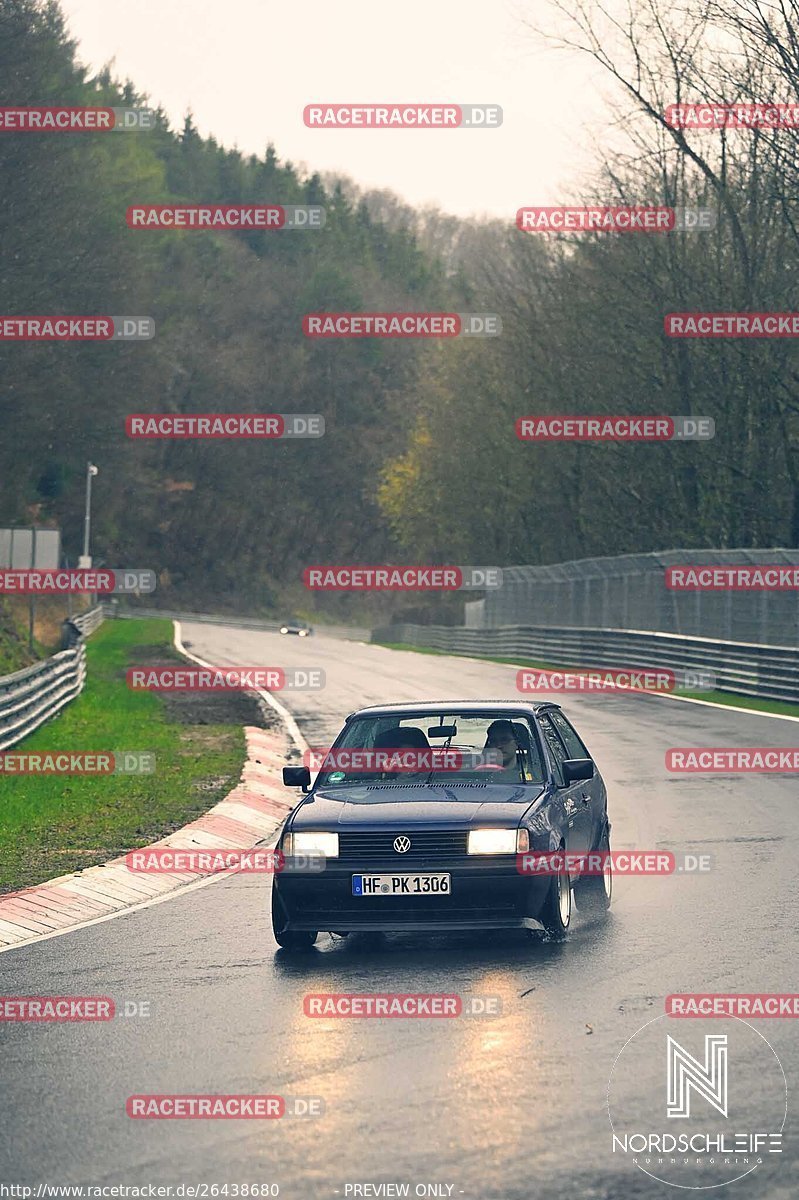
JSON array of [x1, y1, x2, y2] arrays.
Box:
[[607, 1015, 786, 1189], [666, 1034, 728, 1119]]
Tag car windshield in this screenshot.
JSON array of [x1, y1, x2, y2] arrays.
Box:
[[315, 712, 546, 788]]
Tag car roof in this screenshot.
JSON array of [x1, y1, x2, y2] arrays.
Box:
[[346, 700, 562, 721]]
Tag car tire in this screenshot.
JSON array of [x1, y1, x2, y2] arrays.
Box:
[[271, 885, 317, 950], [539, 849, 571, 938], [574, 829, 612, 917]]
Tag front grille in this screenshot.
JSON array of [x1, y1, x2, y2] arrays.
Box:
[[337, 829, 469, 861]]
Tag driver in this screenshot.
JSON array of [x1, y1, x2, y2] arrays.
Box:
[[373, 725, 431, 778]]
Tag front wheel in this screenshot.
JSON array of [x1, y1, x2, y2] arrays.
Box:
[[539, 854, 571, 938], [271, 885, 317, 950], [574, 830, 612, 918]]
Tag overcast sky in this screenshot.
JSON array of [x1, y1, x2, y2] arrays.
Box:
[[58, 0, 616, 219]]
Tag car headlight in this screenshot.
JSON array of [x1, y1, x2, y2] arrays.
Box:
[[299, 629, 308, 636], [280, 626, 288, 634], [284, 831, 338, 858], [467, 828, 524, 855]]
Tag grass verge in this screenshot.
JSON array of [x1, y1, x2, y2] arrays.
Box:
[[0, 619, 252, 893]]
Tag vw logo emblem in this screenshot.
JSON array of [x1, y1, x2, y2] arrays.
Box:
[[393, 835, 411, 854]]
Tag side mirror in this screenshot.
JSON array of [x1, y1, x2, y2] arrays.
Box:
[[562, 758, 595, 785], [283, 765, 311, 791]]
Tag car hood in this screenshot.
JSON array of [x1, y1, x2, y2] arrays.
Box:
[[294, 782, 544, 828]]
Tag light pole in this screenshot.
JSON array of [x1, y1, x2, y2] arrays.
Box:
[[79, 463, 98, 568]]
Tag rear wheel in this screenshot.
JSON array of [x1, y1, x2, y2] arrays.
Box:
[[271, 885, 317, 950], [574, 829, 612, 918], [539, 851, 571, 938]]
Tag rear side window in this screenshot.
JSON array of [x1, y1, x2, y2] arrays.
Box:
[[512, 718, 546, 783], [538, 714, 568, 786], [550, 711, 589, 760]]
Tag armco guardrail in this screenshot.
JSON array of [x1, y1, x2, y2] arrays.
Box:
[[373, 623, 799, 704], [72, 606, 105, 637], [0, 646, 87, 752], [0, 606, 103, 752]]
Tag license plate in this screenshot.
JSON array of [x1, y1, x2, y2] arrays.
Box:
[[352, 873, 451, 897]]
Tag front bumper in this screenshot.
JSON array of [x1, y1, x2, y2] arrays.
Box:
[[273, 855, 551, 932]]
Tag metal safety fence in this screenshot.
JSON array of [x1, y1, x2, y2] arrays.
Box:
[[373, 622, 799, 704], [467, 549, 799, 646], [0, 606, 104, 752]]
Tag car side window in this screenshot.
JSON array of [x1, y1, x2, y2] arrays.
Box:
[[512, 719, 546, 783], [538, 714, 568, 786], [550, 711, 589, 760]]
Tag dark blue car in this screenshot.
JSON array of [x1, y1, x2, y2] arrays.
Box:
[[272, 701, 612, 949]]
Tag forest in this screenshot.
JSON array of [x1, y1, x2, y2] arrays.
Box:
[[2, 0, 798, 620]]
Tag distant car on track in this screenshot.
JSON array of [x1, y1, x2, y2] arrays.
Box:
[[279, 619, 312, 636], [272, 700, 611, 950]]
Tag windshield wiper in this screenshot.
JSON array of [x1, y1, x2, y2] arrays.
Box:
[[424, 730, 455, 785]]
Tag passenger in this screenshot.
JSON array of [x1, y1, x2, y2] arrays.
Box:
[[482, 720, 532, 779], [484, 720, 520, 768]]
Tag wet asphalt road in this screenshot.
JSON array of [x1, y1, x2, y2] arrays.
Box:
[[1, 625, 798, 1199]]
